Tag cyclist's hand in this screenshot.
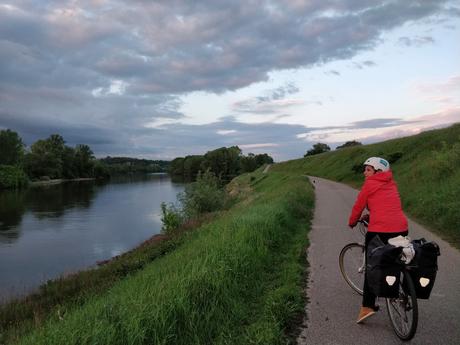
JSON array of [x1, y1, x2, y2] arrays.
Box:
[[360, 214, 370, 223], [348, 222, 357, 229]]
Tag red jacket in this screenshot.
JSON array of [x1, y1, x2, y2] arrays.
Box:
[[348, 171, 408, 233]]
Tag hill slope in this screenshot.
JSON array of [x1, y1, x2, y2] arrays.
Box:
[[273, 123, 460, 247]]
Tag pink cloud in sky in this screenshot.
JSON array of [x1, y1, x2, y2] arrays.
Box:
[[239, 143, 279, 149], [414, 75, 460, 100], [352, 107, 460, 143], [300, 107, 460, 145]]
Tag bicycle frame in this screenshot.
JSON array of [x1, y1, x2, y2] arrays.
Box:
[[339, 219, 418, 341]]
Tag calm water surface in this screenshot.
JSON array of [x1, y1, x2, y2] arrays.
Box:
[[0, 174, 183, 302]]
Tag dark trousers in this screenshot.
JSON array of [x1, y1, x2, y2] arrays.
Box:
[[363, 230, 408, 308]]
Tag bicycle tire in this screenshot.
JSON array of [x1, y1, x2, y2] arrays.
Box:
[[339, 243, 365, 295], [386, 269, 418, 341]]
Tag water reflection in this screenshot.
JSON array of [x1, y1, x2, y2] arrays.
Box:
[[0, 191, 25, 241], [30, 183, 96, 218], [0, 181, 98, 243], [0, 174, 183, 301]]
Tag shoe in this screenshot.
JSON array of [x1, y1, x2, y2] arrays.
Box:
[[356, 307, 376, 324]]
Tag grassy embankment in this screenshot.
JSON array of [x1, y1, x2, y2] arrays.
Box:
[[273, 123, 460, 248], [8, 168, 314, 345], [0, 233, 182, 344]]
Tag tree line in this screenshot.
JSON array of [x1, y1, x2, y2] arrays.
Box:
[[304, 140, 362, 157], [99, 157, 170, 175], [0, 129, 170, 189], [169, 146, 274, 182]]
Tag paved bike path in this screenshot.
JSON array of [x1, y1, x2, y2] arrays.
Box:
[[297, 176, 460, 345]]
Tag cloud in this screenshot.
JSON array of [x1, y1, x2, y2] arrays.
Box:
[[325, 70, 341, 76], [397, 36, 435, 47], [348, 109, 460, 144], [416, 75, 460, 93], [126, 117, 315, 160], [232, 82, 305, 114], [92, 80, 129, 97], [0, 0, 456, 160], [414, 75, 460, 104], [352, 60, 377, 69], [296, 108, 460, 147], [217, 129, 237, 135], [348, 118, 417, 129], [239, 143, 279, 149], [1, 1, 453, 96]]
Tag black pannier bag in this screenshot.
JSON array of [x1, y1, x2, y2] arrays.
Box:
[[366, 235, 403, 298], [409, 238, 440, 299]]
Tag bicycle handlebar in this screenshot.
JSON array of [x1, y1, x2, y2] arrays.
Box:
[[357, 219, 369, 227]]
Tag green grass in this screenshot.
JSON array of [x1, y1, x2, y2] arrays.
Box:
[[0, 233, 183, 344], [12, 169, 314, 345], [272, 123, 460, 248]]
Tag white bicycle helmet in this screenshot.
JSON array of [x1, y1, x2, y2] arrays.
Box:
[[363, 157, 390, 172]]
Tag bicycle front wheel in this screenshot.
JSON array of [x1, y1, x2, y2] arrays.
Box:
[[339, 243, 365, 295], [386, 269, 418, 341]]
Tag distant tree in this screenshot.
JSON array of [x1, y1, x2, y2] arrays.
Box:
[[304, 143, 331, 157], [25, 136, 65, 178], [201, 146, 242, 181], [336, 140, 362, 149], [24, 134, 76, 179], [183, 155, 204, 179], [169, 157, 185, 176], [0, 129, 24, 165], [93, 160, 110, 179], [170, 147, 274, 181], [75, 144, 95, 177], [240, 153, 273, 173], [240, 153, 258, 173], [0, 165, 28, 189], [62, 146, 77, 179], [99, 156, 169, 175], [254, 153, 274, 166], [47, 134, 66, 157]]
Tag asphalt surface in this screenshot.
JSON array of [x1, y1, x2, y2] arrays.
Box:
[[297, 176, 460, 345]]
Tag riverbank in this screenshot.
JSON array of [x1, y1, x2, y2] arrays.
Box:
[[29, 177, 96, 187], [0, 217, 208, 344], [8, 167, 314, 345]]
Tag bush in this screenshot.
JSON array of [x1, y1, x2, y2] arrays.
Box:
[[336, 140, 362, 149], [160, 202, 184, 235], [304, 143, 331, 157], [351, 163, 363, 174], [179, 170, 227, 219], [160, 170, 229, 234], [0, 165, 29, 189], [388, 152, 403, 164]]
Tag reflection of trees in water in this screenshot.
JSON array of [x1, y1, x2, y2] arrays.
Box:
[[0, 191, 25, 242], [0, 175, 178, 244], [108, 173, 171, 185], [170, 175, 191, 184], [27, 182, 97, 219], [0, 181, 98, 243]]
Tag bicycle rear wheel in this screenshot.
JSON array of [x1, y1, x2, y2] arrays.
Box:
[[339, 243, 365, 295], [386, 269, 418, 341]]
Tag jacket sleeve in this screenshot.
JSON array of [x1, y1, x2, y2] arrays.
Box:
[[348, 183, 369, 226]]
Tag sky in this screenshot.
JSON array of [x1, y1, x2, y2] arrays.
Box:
[[1, 0, 459, 161]]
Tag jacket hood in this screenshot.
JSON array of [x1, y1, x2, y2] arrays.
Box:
[[364, 170, 393, 195], [366, 170, 393, 182]]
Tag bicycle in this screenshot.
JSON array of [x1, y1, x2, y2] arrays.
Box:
[[339, 220, 418, 341]]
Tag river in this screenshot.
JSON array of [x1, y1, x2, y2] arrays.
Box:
[[0, 174, 183, 302]]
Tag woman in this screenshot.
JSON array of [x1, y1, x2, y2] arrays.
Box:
[[348, 157, 408, 324]]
